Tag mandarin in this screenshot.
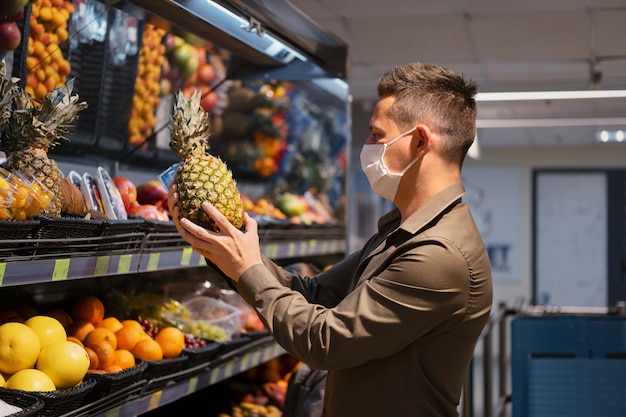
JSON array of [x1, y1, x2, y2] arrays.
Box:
[[131, 338, 163, 361], [112, 349, 136, 370], [120, 319, 144, 332], [98, 317, 124, 333], [71, 296, 105, 325], [115, 325, 144, 351], [84, 346, 99, 370], [85, 327, 117, 350], [90, 340, 115, 370], [67, 319, 95, 342], [154, 327, 185, 359]]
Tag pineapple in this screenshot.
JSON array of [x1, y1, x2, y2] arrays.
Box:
[[3, 79, 88, 216], [169, 89, 244, 231]]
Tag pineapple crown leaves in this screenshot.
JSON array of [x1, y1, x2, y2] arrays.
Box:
[[34, 78, 88, 148], [0, 58, 22, 134], [4, 78, 88, 152], [169, 89, 213, 159]]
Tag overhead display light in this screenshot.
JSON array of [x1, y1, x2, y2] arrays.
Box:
[[475, 90, 626, 101], [596, 130, 626, 143], [173, 0, 307, 64]]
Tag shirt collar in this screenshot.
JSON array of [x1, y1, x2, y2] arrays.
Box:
[[378, 182, 467, 237]]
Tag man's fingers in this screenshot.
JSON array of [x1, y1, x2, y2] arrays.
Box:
[[201, 202, 236, 233]]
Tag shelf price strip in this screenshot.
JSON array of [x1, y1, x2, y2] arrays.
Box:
[[52, 259, 70, 281], [180, 247, 193, 266]]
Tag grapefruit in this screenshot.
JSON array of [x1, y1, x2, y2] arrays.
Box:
[[36, 340, 89, 389], [0, 322, 41, 374], [4, 369, 56, 392], [25, 315, 67, 350]]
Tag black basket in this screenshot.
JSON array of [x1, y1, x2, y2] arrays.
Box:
[[0, 219, 40, 260], [142, 354, 188, 390], [99, 218, 146, 237], [83, 360, 148, 403], [35, 215, 104, 240], [0, 389, 44, 417], [183, 340, 222, 369], [140, 218, 186, 252], [33, 215, 104, 256], [9, 377, 96, 417]]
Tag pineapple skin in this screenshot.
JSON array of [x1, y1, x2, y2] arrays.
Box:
[[175, 154, 244, 232]]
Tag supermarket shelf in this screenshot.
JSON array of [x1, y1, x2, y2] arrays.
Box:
[[82, 336, 286, 417], [0, 235, 345, 287]]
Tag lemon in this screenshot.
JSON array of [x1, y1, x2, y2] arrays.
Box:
[[5, 369, 55, 392], [36, 340, 89, 389], [25, 315, 67, 351], [0, 322, 41, 374]]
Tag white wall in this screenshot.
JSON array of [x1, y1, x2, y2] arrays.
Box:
[[464, 146, 626, 308]]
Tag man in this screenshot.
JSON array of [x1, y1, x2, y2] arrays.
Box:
[[169, 62, 493, 416]]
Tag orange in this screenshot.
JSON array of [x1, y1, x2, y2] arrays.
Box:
[[115, 326, 145, 351], [98, 317, 123, 333], [84, 327, 118, 350], [84, 346, 99, 370], [112, 349, 135, 370], [44, 308, 73, 329], [104, 365, 123, 374], [67, 319, 95, 342], [66, 336, 84, 348], [120, 319, 144, 332], [90, 340, 115, 370], [71, 296, 105, 325], [131, 338, 163, 361], [154, 327, 185, 359]]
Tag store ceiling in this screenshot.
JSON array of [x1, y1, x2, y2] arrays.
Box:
[[289, 0, 626, 150]]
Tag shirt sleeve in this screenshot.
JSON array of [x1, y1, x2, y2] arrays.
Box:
[[237, 237, 470, 370]]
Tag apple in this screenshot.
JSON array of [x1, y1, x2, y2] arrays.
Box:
[[0, 0, 28, 18], [168, 43, 193, 69], [197, 63, 216, 84], [275, 193, 308, 217], [0, 21, 21, 52], [200, 90, 219, 113], [136, 180, 167, 206], [127, 203, 169, 221], [113, 176, 137, 211]]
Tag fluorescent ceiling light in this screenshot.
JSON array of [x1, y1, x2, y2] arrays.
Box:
[[174, 0, 306, 64], [477, 117, 626, 128], [475, 90, 626, 101]]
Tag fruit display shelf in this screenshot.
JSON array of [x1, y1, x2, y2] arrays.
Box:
[[0, 217, 345, 286], [57, 334, 285, 417]]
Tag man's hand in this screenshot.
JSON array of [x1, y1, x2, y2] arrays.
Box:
[[168, 183, 263, 281]]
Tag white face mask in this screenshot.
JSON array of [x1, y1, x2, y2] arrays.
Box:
[[360, 127, 418, 202]]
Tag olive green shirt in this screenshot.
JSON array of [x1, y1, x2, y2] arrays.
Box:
[[238, 182, 493, 416]]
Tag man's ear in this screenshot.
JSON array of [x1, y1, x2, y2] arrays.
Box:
[[413, 124, 431, 155]]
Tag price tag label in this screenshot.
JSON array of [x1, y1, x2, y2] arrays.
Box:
[[187, 376, 198, 394], [117, 254, 132, 274], [105, 408, 120, 417], [52, 259, 70, 281], [148, 391, 162, 410], [0, 263, 5, 285], [181, 247, 193, 266], [147, 253, 160, 271], [287, 242, 295, 257], [95, 256, 110, 275]]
